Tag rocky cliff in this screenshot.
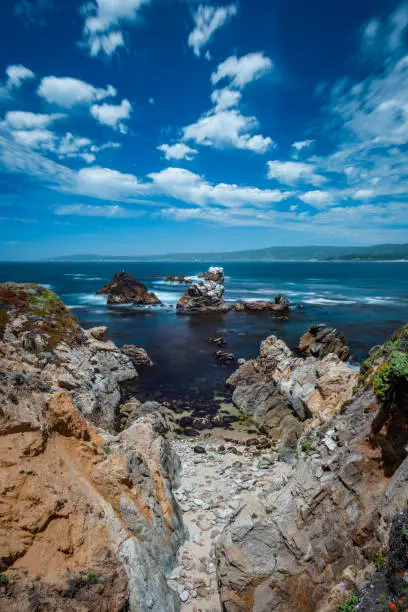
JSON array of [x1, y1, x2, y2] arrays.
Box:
[[0, 283, 185, 611], [217, 325, 408, 611]]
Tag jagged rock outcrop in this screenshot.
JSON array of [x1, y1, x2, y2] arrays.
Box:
[[0, 283, 185, 611], [96, 271, 162, 305], [216, 325, 408, 612], [227, 332, 358, 447], [198, 266, 225, 283], [0, 284, 137, 431], [298, 323, 350, 360], [121, 344, 154, 367], [176, 280, 230, 314]]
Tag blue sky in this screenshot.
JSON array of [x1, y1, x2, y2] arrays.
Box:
[[0, 0, 408, 259]]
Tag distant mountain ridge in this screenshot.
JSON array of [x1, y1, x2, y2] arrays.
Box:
[[47, 243, 408, 262]]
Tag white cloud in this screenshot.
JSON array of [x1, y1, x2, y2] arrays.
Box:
[[75, 165, 145, 199], [88, 30, 125, 57], [352, 188, 375, 200], [157, 143, 198, 161], [291, 139, 314, 154], [90, 98, 132, 133], [6, 64, 35, 89], [38, 76, 116, 108], [211, 52, 273, 89], [188, 4, 237, 58], [82, 0, 152, 57], [211, 87, 241, 110], [183, 108, 273, 153], [12, 128, 55, 149], [4, 111, 65, 130], [148, 167, 290, 208], [298, 190, 334, 208], [267, 160, 326, 186], [54, 203, 134, 217]]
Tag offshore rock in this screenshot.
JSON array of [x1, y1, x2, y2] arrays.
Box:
[[176, 280, 230, 314], [96, 271, 162, 305], [198, 266, 225, 283], [232, 294, 291, 315], [165, 275, 192, 283], [298, 323, 350, 360]]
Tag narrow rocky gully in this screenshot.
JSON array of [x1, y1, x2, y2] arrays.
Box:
[[167, 430, 287, 612]]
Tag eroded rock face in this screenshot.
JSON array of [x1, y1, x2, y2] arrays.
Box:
[[198, 266, 225, 283], [0, 386, 184, 611], [216, 326, 408, 612], [0, 283, 137, 431], [298, 324, 350, 360], [96, 271, 162, 305], [227, 333, 358, 443], [177, 280, 230, 314]]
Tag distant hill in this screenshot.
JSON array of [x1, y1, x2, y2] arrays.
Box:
[[47, 243, 408, 262]]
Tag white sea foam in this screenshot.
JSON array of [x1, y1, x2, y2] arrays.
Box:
[[153, 290, 183, 305], [76, 293, 107, 305], [40, 283, 53, 289]]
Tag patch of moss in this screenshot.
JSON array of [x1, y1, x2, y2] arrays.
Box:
[[0, 573, 8, 585]]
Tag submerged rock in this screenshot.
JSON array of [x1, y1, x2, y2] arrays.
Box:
[[298, 323, 350, 360], [96, 271, 162, 305], [176, 280, 230, 314]]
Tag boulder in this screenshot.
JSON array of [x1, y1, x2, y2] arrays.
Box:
[[198, 266, 225, 283], [298, 324, 350, 360], [176, 280, 230, 314], [121, 344, 154, 367], [232, 295, 290, 315], [96, 271, 162, 305], [206, 337, 227, 346]]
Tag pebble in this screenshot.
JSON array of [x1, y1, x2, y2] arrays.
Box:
[[179, 590, 189, 602]]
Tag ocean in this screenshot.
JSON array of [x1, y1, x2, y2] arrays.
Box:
[[1, 261, 407, 409]]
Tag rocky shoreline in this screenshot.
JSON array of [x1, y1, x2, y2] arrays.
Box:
[[0, 281, 407, 611]]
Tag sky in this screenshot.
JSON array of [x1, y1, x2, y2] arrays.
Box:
[[0, 0, 408, 259]]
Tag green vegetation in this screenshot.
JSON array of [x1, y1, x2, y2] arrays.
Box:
[[374, 552, 388, 569], [402, 525, 408, 541], [300, 437, 310, 452], [87, 571, 98, 585], [361, 326, 408, 401], [0, 573, 9, 584], [102, 443, 111, 454], [338, 593, 360, 612]]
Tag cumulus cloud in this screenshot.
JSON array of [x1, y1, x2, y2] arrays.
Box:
[[81, 0, 152, 57], [148, 167, 290, 208], [157, 143, 198, 161], [188, 4, 237, 58], [298, 190, 335, 208], [211, 87, 241, 111], [6, 64, 35, 89], [211, 52, 273, 89], [12, 128, 55, 149], [291, 139, 314, 158], [4, 111, 65, 130], [266, 160, 327, 186], [54, 203, 134, 217], [38, 76, 116, 108], [183, 108, 273, 153], [75, 165, 145, 199], [90, 98, 132, 133]]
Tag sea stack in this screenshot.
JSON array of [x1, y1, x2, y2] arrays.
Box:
[[96, 271, 162, 305]]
